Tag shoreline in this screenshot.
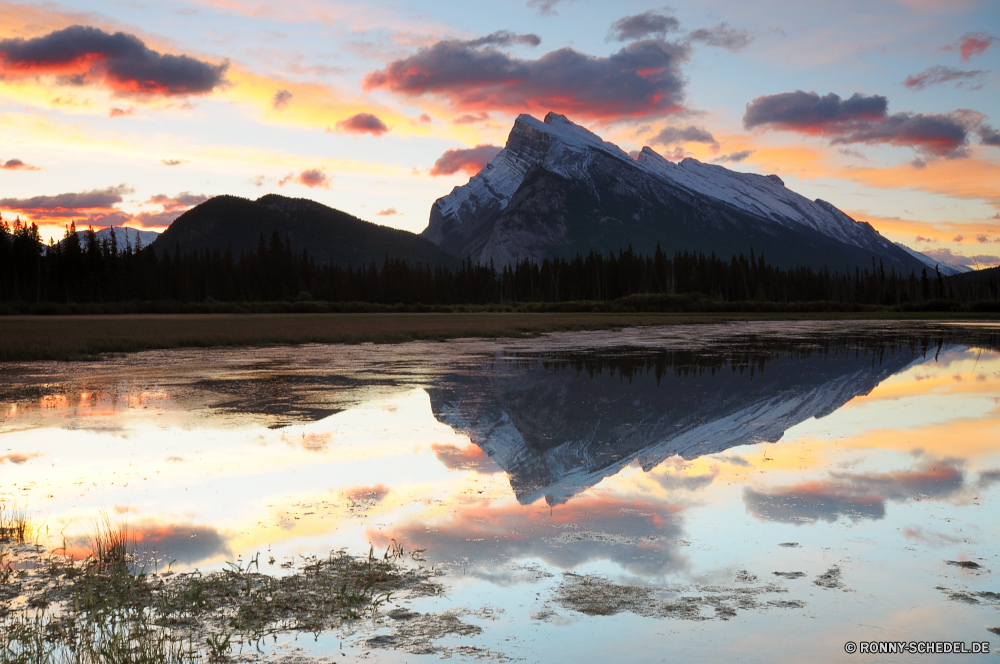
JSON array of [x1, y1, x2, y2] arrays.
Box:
[[2, 311, 1000, 362]]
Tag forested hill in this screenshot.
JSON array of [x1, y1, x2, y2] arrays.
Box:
[[151, 194, 460, 269]]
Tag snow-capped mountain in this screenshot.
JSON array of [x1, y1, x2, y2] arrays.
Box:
[[893, 242, 968, 276], [94, 226, 160, 249], [423, 112, 932, 272]]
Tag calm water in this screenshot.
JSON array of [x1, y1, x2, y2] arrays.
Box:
[[3, 320, 1000, 662]]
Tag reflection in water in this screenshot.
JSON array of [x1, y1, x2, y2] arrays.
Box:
[[743, 459, 968, 523], [428, 329, 1000, 505], [3, 322, 1000, 662]]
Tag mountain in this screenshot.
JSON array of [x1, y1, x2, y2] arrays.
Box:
[[893, 242, 968, 276], [153, 194, 459, 268], [94, 226, 161, 249], [423, 112, 938, 273]]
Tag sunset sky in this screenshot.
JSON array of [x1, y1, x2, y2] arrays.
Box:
[[0, 0, 997, 267]]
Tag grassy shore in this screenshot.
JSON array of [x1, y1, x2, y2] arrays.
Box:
[[1, 310, 998, 362]]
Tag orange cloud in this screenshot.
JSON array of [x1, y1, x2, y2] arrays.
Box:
[[0, 452, 42, 464], [430, 442, 500, 473], [0, 158, 41, 171]]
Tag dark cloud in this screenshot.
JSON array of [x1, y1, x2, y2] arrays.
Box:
[[430, 144, 502, 176], [688, 23, 753, 51], [0, 184, 133, 216], [979, 470, 1000, 489], [743, 90, 975, 158], [608, 11, 680, 42], [838, 147, 867, 160], [744, 460, 966, 524], [651, 125, 717, 145], [431, 442, 501, 473], [979, 124, 1000, 146], [1, 158, 41, 171], [160, 158, 188, 166], [954, 235, 964, 242], [0, 25, 228, 96], [131, 192, 207, 227], [272, 89, 292, 110], [467, 31, 541, 48], [948, 32, 997, 61], [333, 112, 389, 136], [367, 495, 686, 576], [364, 35, 690, 120], [903, 66, 987, 90], [713, 150, 754, 163], [375, 207, 399, 216]]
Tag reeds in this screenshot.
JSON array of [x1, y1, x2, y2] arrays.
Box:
[[87, 511, 134, 573], [0, 504, 34, 543]]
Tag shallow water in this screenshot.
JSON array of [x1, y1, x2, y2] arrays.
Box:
[[3, 320, 1000, 662]]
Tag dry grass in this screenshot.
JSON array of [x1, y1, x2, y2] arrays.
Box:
[[2, 310, 994, 362], [0, 505, 35, 544]]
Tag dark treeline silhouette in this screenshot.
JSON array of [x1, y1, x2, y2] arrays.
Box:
[[2, 218, 999, 310]]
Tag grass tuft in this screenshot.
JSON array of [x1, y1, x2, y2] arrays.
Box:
[[0, 504, 35, 544]]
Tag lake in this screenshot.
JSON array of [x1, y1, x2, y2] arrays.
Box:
[[2, 320, 999, 662]]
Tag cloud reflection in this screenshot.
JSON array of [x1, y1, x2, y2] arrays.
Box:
[[368, 495, 686, 576], [744, 460, 966, 524]]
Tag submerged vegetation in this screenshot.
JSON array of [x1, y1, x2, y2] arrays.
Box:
[[0, 509, 439, 663]]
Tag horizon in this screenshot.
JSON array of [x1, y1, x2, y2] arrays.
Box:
[[1, 0, 998, 269]]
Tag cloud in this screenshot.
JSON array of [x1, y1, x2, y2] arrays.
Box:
[[838, 147, 867, 160], [364, 34, 690, 120], [903, 66, 987, 90], [0, 25, 228, 96], [0, 184, 133, 218], [367, 495, 685, 576], [333, 112, 389, 136], [132, 192, 207, 227], [945, 32, 997, 60], [979, 124, 1000, 146], [452, 112, 491, 125], [651, 125, 717, 146], [430, 144, 502, 176], [954, 235, 964, 242], [342, 484, 390, 502], [431, 442, 501, 473], [608, 10, 680, 42], [467, 31, 541, 48], [653, 469, 717, 492], [527, 0, 573, 16], [375, 207, 399, 216], [247, 174, 270, 187], [0, 158, 41, 171], [160, 158, 188, 166], [713, 149, 754, 163], [743, 90, 977, 158], [418, 113, 432, 123], [744, 460, 967, 524], [688, 23, 753, 51], [272, 88, 292, 110], [108, 107, 133, 118], [279, 169, 331, 188], [920, 247, 1000, 269]]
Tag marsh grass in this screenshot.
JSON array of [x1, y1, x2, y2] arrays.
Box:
[[1, 529, 437, 664], [0, 504, 35, 544]]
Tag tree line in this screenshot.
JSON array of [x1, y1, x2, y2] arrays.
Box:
[[2, 217, 998, 309]]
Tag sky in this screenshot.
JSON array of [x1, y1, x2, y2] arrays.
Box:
[[0, 0, 998, 268]]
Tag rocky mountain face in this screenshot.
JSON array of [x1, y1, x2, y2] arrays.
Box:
[[423, 112, 961, 274]]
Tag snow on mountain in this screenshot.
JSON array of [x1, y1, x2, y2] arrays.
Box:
[[94, 226, 160, 249], [424, 112, 915, 269], [893, 241, 969, 276]]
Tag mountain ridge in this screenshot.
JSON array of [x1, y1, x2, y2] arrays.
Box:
[[423, 112, 964, 275]]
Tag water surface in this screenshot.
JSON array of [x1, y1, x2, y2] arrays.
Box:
[[3, 321, 1000, 662]]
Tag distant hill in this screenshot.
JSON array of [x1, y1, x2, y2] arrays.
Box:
[[152, 194, 459, 268], [94, 226, 161, 249]]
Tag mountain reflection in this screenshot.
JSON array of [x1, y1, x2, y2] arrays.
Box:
[[427, 331, 1000, 505]]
